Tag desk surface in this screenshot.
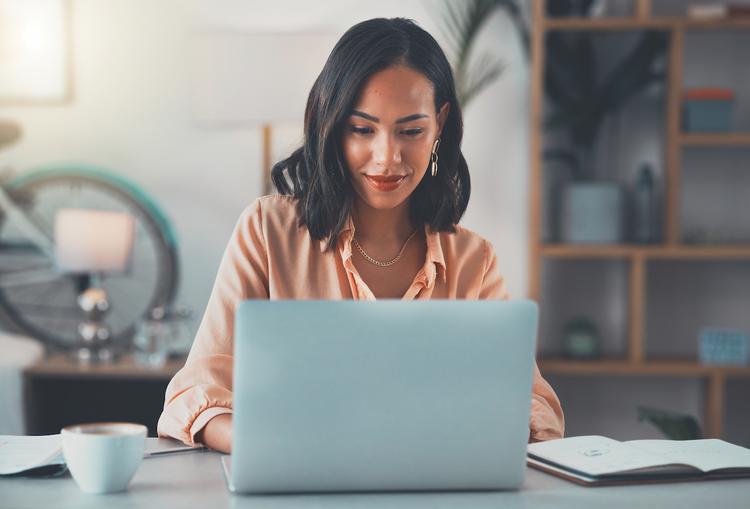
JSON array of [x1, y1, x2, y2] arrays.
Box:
[[3, 439, 749, 509]]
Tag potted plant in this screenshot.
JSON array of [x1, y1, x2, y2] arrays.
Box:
[[543, 23, 668, 243], [437, 1, 667, 243]]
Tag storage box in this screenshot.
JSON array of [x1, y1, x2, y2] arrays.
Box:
[[698, 328, 749, 365], [683, 88, 735, 132]]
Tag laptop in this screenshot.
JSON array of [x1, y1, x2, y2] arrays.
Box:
[[221, 300, 538, 494]]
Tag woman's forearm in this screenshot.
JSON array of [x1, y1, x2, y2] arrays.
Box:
[[196, 413, 233, 453]]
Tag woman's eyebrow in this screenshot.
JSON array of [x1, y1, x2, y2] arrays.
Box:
[[351, 111, 429, 124]]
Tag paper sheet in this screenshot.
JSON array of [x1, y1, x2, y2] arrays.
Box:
[[627, 439, 750, 473], [527, 435, 683, 476], [0, 435, 204, 475], [0, 435, 63, 475]]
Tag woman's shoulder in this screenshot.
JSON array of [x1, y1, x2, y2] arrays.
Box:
[[438, 223, 494, 257], [239, 194, 301, 228], [433, 224, 503, 296], [236, 195, 314, 250], [256, 193, 298, 213]]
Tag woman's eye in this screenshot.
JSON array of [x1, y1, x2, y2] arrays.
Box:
[[401, 128, 423, 137], [350, 126, 373, 135]]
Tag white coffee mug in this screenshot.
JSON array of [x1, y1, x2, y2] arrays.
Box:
[[61, 422, 147, 494]]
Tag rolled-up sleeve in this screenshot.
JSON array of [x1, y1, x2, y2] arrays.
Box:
[[157, 200, 269, 446], [479, 240, 565, 442], [529, 364, 565, 442]]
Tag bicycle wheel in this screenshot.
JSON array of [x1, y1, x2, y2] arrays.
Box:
[[0, 164, 179, 351]]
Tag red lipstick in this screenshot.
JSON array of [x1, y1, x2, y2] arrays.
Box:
[[364, 174, 406, 192]]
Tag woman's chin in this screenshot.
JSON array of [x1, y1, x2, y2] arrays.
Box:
[[352, 182, 412, 211], [360, 195, 409, 211]]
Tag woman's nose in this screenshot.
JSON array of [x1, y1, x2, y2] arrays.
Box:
[[372, 134, 402, 168]]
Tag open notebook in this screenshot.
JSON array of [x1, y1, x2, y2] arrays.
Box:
[[527, 435, 750, 486], [0, 435, 205, 476]]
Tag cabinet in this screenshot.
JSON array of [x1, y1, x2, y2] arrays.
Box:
[[23, 354, 184, 436]]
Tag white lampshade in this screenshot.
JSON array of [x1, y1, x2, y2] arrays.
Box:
[[54, 208, 135, 273]]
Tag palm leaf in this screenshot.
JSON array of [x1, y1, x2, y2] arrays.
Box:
[[545, 33, 594, 112], [577, 32, 668, 145], [544, 30, 668, 154], [462, 55, 505, 106], [438, 0, 521, 108]]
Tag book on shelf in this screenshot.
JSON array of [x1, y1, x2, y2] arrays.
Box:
[[688, 3, 750, 19], [527, 435, 750, 486]]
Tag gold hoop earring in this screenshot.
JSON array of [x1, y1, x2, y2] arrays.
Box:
[[430, 138, 440, 177]]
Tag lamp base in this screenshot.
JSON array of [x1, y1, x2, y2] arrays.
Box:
[[75, 345, 117, 364], [75, 287, 117, 364]]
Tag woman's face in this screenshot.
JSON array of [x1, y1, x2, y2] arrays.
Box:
[[342, 64, 449, 212]]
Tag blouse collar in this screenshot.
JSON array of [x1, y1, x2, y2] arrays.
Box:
[[322, 215, 447, 285]]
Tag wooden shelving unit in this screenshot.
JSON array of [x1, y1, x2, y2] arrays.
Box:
[[529, 0, 750, 439]]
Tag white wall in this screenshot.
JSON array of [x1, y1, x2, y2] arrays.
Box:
[[0, 0, 531, 341]]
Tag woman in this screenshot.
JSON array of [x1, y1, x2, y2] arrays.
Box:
[[158, 18, 564, 453]]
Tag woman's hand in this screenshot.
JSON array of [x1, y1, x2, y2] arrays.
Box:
[[196, 413, 232, 453]]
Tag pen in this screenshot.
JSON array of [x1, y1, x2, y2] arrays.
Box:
[[145, 445, 207, 458]]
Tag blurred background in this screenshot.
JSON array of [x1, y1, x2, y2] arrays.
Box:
[[0, 0, 748, 445]]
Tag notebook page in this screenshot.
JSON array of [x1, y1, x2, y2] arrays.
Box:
[[527, 435, 686, 476], [0, 435, 63, 475], [627, 439, 750, 473]]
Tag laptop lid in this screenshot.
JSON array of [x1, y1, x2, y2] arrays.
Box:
[[230, 300, 538, 493]]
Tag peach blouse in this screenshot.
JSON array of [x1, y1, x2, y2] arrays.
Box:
[[157, 195, 564, 446]]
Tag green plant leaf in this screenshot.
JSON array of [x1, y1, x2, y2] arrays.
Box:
[[544, 30, 668, 154], [462, 56, 504, 106], [437, 0, 521, 108], [494, 0, 530, 58], [577, 31, 667, 145], [544, 34, 584, 110], [598, 33, 668, 113]]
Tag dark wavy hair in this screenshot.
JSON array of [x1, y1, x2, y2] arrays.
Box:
[[271, 17, 470, 251]]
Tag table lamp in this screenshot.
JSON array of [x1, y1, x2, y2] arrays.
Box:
[[54, 208, 135, 363]]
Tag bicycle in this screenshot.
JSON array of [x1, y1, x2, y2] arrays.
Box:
[[0, 123, 179, 352]]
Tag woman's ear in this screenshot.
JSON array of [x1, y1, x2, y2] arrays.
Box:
[[436, 102, 450, 138]]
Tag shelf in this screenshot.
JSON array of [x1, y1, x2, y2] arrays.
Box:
[[544, 17, 750, 32], [538, 359, 750, 377], [682, 18, 750, 29], [540, 245, 637, 258], [544, 17, 674, 31], [540, 244, 750, 259], [681, 133, 750, 146]]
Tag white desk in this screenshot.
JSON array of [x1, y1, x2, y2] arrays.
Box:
[[2, 439, 749, 508]]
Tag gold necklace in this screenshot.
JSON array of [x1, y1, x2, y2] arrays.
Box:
[[353, 229, 418, 267]]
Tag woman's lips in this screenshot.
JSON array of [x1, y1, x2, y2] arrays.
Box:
[[364, 174, 406, 192]]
